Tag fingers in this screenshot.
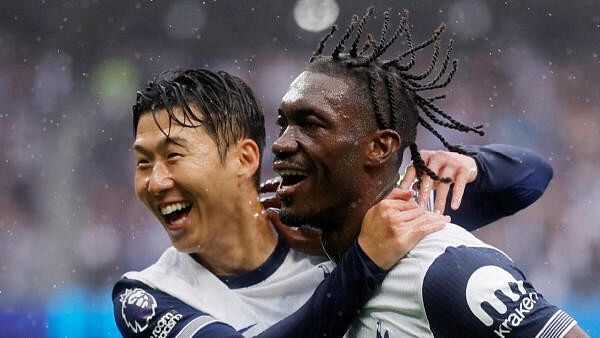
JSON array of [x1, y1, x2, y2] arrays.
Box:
[[376, 197, 420, 212], [399, 164, 416, 190], [260, 195, 281, 209], [415, 218, 447, 238], [388, 206, 427, 222], [259, 177, 281, 194], [385, 188, 414, 201], [407, 213, 449, 238], [418, 157, 440, 207], [433, 166, 452, 214], [450, 168, 469, 210]]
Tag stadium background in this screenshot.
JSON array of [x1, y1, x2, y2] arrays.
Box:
[[1, 0, 599, 336]]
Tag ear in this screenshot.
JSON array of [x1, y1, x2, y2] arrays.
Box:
[[365, 129, 401, 167], [235, 139, 261, 180]]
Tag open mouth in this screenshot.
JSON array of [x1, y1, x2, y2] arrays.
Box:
[[278, 169, 309, 187], [160, 202, 192, 225]]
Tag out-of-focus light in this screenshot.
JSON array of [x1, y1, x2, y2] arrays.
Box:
[[78, 225, 120, 269], [293, 0, 339, 33], [34, 52, 73, 115], [164, 0, 206, 40], [448, 0, 491, 40], [91, 58, 140, 114]]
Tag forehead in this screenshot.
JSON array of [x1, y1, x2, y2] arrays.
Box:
[[281, 71, 353, 112], [134, 107, 206, 147]]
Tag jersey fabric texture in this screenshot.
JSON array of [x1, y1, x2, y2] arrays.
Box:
[[113, 239, 387, 338], [113, 144, 557, 337], [347, 224, 576, 338]]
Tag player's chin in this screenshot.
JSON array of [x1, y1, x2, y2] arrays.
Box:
[[279, 207, 310, 228], [279, 206, 330, 231], [168, 233, 196, 253]]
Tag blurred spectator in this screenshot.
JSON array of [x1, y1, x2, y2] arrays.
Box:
[[0, 1, 598, 336]]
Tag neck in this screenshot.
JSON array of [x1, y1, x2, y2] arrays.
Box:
[[322, 172, 399, 261], [191, 184, 277, 276]]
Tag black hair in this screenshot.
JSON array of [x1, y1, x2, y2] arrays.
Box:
[[309, 6, 484, 184], [132, 68, 266, 188]]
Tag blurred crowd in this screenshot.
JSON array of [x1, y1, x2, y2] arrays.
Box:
[[0, 0, 599, 336]]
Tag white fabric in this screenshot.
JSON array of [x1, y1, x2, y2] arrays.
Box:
[[124, 247, 332, 337]]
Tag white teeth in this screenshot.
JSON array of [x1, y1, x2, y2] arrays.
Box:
[[160, 202, 191, 216], [278, 170, 308, 177]]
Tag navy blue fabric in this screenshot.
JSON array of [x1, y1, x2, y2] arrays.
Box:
[[113, 278, 238, 338], [423, 246, 563, 338], [216, 238, 289, 289], [447, 144, 553, 231], [112, 240, 385, 338], [253, 240, 386, 337]]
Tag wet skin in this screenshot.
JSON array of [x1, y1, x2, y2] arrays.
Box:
[[133, 108, 274, 275], [273, 70, 398, 256]]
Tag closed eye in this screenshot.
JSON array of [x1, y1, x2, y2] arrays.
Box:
[[167, 153, 182, 160], [136, 159, 151, 169], [302, 115, 324, 128]]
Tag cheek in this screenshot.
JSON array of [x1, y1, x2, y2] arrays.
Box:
[[134, 173, 147, 199]]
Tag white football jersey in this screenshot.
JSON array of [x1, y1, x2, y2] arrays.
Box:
[[347, 224, 576, 338], [120, 240, 333, 337]]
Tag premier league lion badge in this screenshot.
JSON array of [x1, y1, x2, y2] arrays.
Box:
[[120, 288, 158, 333]]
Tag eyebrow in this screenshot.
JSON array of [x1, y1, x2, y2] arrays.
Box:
[[133, 135, 189, 153]]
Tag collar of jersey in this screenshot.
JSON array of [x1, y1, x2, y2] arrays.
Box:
[[215, 237, 290, 289]]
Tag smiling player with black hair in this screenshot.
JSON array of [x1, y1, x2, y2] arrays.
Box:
[[112, 8, 574, 337]]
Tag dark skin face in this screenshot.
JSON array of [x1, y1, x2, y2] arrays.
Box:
[[273, 69, 401, 256]]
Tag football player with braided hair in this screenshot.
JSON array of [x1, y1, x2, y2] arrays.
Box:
[[272, 6, 586, 337]]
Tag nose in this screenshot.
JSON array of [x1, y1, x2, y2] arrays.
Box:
[[272, 128, 299, 157], [147, 161, 174, 195]]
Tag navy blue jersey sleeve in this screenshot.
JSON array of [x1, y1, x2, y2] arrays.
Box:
[[113, 241, 385, 338], [112, 278, 241, 338], [260, 240, 386, 337], [447, 144, 553, 231], [422, 246, 576, 337]]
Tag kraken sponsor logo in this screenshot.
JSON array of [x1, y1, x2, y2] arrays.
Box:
[[465, 265, 539, 338]]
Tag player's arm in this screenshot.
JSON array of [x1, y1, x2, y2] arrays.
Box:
[[114, 191, 445, 338], [421, 246, 586, 337], [261, 189, 448, 337], [401, 144, 553, 230], [448, 144, 553, 230], [113, 238, 386, 338], [113, 278, 239, 338], [113, 239, 385, 338]]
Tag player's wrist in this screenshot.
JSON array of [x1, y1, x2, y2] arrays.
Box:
[[356, 237, 393, 271]]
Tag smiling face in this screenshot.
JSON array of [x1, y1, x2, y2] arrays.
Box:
[[272, 70, 376, 229], [133, 107, 240, 252]]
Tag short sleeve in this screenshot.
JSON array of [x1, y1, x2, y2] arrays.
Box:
[[112, 278, 242, 338], [422, 246, 576, 337]]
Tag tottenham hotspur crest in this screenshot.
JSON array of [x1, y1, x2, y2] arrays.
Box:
[[120, 288, 158, 333]]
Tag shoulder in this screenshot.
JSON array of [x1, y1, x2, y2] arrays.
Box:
[[420, 244, 576, 337], [112, 278, 235, 338]]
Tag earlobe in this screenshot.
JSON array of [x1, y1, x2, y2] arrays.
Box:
[[365, 130, 401, 167], [237, 139, 261, 179]]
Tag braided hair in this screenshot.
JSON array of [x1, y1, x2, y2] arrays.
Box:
[[309, 6, 484, 184]]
